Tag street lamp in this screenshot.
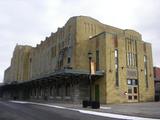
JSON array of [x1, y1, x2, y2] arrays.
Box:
[[82, 50, 99, 109], [88, 51, 92, 105]]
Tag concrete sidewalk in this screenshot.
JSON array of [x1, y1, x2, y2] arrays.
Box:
[[46, 101, 160, 119]]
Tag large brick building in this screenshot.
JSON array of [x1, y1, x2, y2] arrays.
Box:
[[1, 16, 154, 104], [153, 67, 160, 101]]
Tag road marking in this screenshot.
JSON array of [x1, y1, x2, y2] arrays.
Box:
[[78, 110, 158, 120], [100, 106, 111, 109], [11, 101, 29, 104], [10, 101, 159, 120]]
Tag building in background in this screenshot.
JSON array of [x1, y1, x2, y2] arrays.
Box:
[[153, 67, 160, 101], [1, 16, 154, 104]]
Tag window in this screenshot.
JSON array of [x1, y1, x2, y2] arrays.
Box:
[[132, 53, 134, 66], [128, 87, 132, 93], [114, 36, 118, 48], [135, 80, 138, 85], [144, 55, 147, 62], [134, 96, 138, 100], [128, 39, 131, 51], [127, 53, 137, 67], [144, 55, 148, 88], [87, 23, 90, 33], [67, 47, 72, 64], [127, 79, 132, 85], [143, 43, 146, 53], [126, 39, 137, 67], [115, 49, 119, 86], [67, 57, 71, 64], [115, 49, 118, 57], [96, 50, 99, 71], [115, 70, 119, 86], [129, 53, 132, 66], [127, 79, 138, 85], [127, 53, 129, 66], [91, 24, 94, 34], [134, 54, 137, 67], [67, 47, 72, 56], [115, 64, 118, 69], [127, 53, 132, 66], [128, 96, 132, 100], [134, 87, 137, 93], [68, 33, 72, 46], [132, 80, 136, 85], [30, 58, 32, 63], [94, 25, 96, 33]]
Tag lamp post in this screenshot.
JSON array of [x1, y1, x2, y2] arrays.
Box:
[[88, 51, 92, 105]]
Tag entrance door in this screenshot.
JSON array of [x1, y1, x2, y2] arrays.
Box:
[[95, 85, 100, 102], [127, 79, 138, 102]]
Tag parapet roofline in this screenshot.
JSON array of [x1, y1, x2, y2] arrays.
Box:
[[12, 16, 142, 49]]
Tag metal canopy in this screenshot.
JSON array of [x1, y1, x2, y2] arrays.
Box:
[[2, 69, 105, 86], [31, 69, 104, 83]]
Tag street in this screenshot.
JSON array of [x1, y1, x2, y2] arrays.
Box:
[[0, 101, 118, 120]]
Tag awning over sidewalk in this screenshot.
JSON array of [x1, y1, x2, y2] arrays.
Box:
[[1, 69, 105, 86]]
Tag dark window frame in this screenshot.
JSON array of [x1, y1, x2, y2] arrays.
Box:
[[115, 49, 119, 86], [96, 50, 99, 71]]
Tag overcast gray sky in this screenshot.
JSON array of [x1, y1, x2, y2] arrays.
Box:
[[0, 0, 159, 83]]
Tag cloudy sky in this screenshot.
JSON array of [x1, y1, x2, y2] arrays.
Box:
[[0, 0, 159, 83]]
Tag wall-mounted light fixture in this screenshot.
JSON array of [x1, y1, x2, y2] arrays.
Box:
[[150, 74, 152, 77], [109, 69, 112, 73]]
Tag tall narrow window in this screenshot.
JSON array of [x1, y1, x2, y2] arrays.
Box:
[[67, 57, 71, 64], [68, 33, 72, 46], [94, 25, 96, 34], [96, 50, 99, 71], [127, 53, 129, 66], [130, 53, 132, 66], [135, 54, 137, 67], [115, 49, 119, 86], [144, 55, 148, 88], [132, 53, 134, 66], [91, 24, 93, 34], [67, 47, 72, 64]]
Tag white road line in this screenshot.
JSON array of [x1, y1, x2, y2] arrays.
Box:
[[78, 110, 157, 120], [10, 101, 29, 104], [100, 106, 111, 110], [10, 101, 159, 120]]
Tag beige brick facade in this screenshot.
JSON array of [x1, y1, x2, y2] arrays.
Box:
[[3, 16, 154, 103], [4, 45, 32, 83]]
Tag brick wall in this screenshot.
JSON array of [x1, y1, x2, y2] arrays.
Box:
[[154, 67, 160, 79]]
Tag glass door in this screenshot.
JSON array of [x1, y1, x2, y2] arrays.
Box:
[[127, 79, 138, 102]]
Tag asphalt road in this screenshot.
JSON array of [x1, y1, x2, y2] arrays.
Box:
[[0, 101, 119, 120]]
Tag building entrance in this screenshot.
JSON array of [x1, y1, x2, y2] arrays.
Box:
[[127, 79, 138, 102]]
